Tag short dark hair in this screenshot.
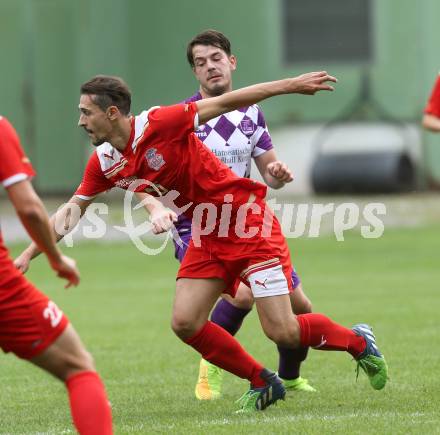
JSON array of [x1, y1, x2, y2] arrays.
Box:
[[80, 75, 131, 115], [186, 29, 232, 67]]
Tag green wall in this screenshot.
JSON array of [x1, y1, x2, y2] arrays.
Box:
[[1, 0, 440, 191]]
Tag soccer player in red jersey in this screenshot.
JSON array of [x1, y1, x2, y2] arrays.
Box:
[[175, 30, 315, 399], [0, 117, 112, 434], [16, 73, 388, 411], [422, 73, 440, 131]]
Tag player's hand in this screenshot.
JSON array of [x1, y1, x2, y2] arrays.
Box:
[[14, 251, 32, 274], [149, 208, 178, 234], [267, 161, 293, 183], [289, 71, 337, 95], [50, 255, 80, 289]]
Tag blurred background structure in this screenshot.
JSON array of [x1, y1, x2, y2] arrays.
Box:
[[0, 0, 440, 194]]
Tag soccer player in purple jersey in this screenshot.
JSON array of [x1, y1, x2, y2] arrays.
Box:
[[177, 30, 315, 400]]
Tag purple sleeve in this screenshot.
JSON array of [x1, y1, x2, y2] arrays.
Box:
[[181, 91, 202, 104], [252, 107, 273, 156]]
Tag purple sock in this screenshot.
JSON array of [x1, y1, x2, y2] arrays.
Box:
[[277, 345, 310, 380], [210, 299, 251, 336]]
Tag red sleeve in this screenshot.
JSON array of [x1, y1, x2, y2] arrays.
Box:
[[0, 117, 35, 188], [424, 75, 440, 117], [147, 103, 198, 142], [74, 153, 114, 199]]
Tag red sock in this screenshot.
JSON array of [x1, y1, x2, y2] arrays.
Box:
[[66, 371, 113, 435], [297, 313, 366, 358], [186, 321, 266, 387]]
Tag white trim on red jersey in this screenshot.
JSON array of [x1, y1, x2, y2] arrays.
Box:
[[194, 113, 199, 131], [2, 172, 29, 188], [132, 108, 158, 152], [94, 109, 158, 179], [75, 194, 95, 200]]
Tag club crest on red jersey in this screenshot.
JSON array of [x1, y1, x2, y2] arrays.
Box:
[[145, 148, 165, 171]]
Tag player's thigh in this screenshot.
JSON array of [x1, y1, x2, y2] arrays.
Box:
[[31, 323, 94, 381], [290, 283, 312, 314], [255, 294, 301, 347], [222, 282, 254, 310], [173, 278, 226, 332]]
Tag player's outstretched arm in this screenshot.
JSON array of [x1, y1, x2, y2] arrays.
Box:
[[422, 113, 440, 132], [14, 194, 93, 274], [196, 71, 337, 125], [7, 180, 80, 287], [254, 150, 293, 189]]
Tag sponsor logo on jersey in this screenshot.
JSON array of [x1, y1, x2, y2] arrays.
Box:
[[103, 149, 115, 161], [145, 148, 165, 171], [195, 130, 207, 138], [240, 118, 255, 136], [115, 176, 137, 189]]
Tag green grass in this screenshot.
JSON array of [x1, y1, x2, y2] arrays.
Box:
[[1, 225, 440, 434]]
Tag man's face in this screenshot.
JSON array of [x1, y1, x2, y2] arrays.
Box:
[[78, 94, 112, 146], [192, 44, 236, 97]]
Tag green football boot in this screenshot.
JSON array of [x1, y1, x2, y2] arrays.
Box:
[[352, 323, 388, 390], [283, 376, 317, 392], [236, 369, 286, 413]]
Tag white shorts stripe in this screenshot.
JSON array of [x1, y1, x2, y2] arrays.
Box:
[[2, 173, 29, 187], [248, 264, 289, 298], [240, 258, 280, 279]]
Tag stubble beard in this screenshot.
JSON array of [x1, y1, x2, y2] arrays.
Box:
[[92, 137, 106, 147], [208, 82, 228, 97]]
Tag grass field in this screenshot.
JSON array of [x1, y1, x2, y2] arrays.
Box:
[[1, 225, 439, 434]]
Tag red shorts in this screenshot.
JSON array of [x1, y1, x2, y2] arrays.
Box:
[[0, 276, 69, 359], [177, 206, 294, 298]]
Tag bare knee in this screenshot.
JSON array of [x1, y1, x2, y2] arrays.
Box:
[[172, 277, 222, 341], [76, 349, 95, 372], [63, 349, 95, 380], [264, 319, 301, 348], [171, 314, 200, 341], [60, 348, 96, 381], [36, 347, 95, 382], [31, 326, 96, 381]]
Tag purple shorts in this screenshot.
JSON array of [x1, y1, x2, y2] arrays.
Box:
[[173, 231, 192, 263], [173, 231, 301, 289]]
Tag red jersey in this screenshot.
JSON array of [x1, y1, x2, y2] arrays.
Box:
[[75, 103, 267, 230], [0, 116, 35, 289], [424, 74, 440, 117]]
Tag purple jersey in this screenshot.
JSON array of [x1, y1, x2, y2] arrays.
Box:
[[185, 92, 273, 177]]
